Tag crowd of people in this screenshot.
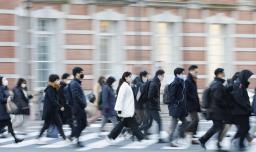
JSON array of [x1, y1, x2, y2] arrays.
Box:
[[0, 65, 255, 151]]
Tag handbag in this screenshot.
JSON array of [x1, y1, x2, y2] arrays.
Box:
[[6, 100, 18, 114]]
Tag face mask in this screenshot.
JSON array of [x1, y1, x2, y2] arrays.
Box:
[[21, 83, 26, 88], [178, 75, 186, 80], [80, 74, 84, 79], [66, 80, 71, 84], [3, 79, 8, 86]]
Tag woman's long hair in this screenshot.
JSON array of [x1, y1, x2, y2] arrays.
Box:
[[116, 71, 132, 95]]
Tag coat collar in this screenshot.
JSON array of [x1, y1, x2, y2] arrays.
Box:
[[214, 77, 225, 84]]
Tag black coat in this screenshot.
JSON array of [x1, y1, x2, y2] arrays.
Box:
[[132, 77, 144, 110], [148, 76, 161, 111], [168, 77, 188, 118], [0, 85, 10, 120], [70, 79, 87, 112], [13, 87, 32, 115], [231, 70, 253, 116], [207, 77, 230, 121], [185, 74, 201, 113], [102, 84, 116, 117], [42, 85, 61, 120], [58, 81, 72, 124]]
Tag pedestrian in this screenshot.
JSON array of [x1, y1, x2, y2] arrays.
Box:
[[230, 70, 253, 150], [69, 67, 87, 147], [87, 76, 106, 124], [58, 73, 74, 132], [147, 69, 166, 143], [199, 68, 231, 150], [37, 74, 67, 144], [100, 76, 117, 132], [185, 65, 200, 144], [168, 68, 188, 147], [12, 78, 33, 135], [0, 76, 23, 143], [133, 71, 149, 125], [107, 71, 144, 142]]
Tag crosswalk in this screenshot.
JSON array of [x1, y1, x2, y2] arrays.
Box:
[[0, 123, 255, 151]]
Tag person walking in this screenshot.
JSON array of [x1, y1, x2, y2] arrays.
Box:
[[199, 68, 230, 150], [168, 68, 188, 147], [58, 73, 74, 132], [185, 65, 201, 144], [69, 67, 87, 147], [147, 69, 166, 143], [230, 70, 253, 150], [100, 76, 117, 132], [37, 74, 67, 144], [12, 78, 33, 135], [107, 72, 144, 142], [0, 76, 23, 143]]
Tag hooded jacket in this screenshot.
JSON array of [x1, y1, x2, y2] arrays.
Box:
[[231, 70, 253, 116]]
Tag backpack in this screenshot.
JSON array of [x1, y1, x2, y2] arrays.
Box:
[[97, 90, 103, 110], [163, 84, 170, 104], [138, 81, 151, 104], [252, 95, 256, 114], [64, 84, 73, 106], [202, 87, 212, 109]]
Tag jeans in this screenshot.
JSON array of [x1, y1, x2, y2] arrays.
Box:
[[169, 116, 188, 142]]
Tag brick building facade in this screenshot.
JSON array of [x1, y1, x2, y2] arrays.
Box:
[[0, 0, 256, 91]]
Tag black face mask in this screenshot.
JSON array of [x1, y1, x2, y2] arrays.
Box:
[[80, 74, 84, 79]]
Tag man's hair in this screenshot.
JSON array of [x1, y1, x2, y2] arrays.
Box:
[[214, 68, 224, 76], [155, 69, 165, 76], [49, 74, 60, 83], [72, 67, 84, 76], [188, 65, 198, 71], [174, 68, 185, 76], [140, 71, 148, 78]]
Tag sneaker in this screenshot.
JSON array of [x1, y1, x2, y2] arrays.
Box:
[[170, 142, 179, 147], [15, 138, 24, 143], [199, 138, 206, 149]]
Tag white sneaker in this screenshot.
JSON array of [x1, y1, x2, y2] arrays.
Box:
[[105, 136, 114, 145]]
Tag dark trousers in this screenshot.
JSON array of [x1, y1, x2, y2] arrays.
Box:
[[38, 114, 66, 139], [169, 116, 188, 142], [71, 109, 87, 139], [200, 120, 224, 143], [148, 110, 162, 135], [233, 116, 250, 147], [108, 117, 144, 141], [139, 108, 152, 134], [0, 119, 17, 140], [186, 111, 199, 135]]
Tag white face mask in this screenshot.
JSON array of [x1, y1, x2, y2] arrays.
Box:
[[2, 78, 8, 86], [21, 83, 26, 88], [178, 74, 186, 80], [66, 80, 71, 84]]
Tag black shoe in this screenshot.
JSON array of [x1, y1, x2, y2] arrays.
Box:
[[199, 138, 206, 149], [158, 139, 166, 143], [217, 142, 222, 150], [15, 138, 24, 143], [76, 141, 85, 148], [191, 139, 200, 145]]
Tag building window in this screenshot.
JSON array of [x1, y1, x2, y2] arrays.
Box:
[[98, 21, 118, 76], [208, 24, 226, 80], [35, 19, 56, 88], [155, 22, 173, 65]]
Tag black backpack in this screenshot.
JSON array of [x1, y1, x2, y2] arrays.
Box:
[[64, 84, 73, 106], [138, 81, 151, 104], [202, 87, 212, 109]]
